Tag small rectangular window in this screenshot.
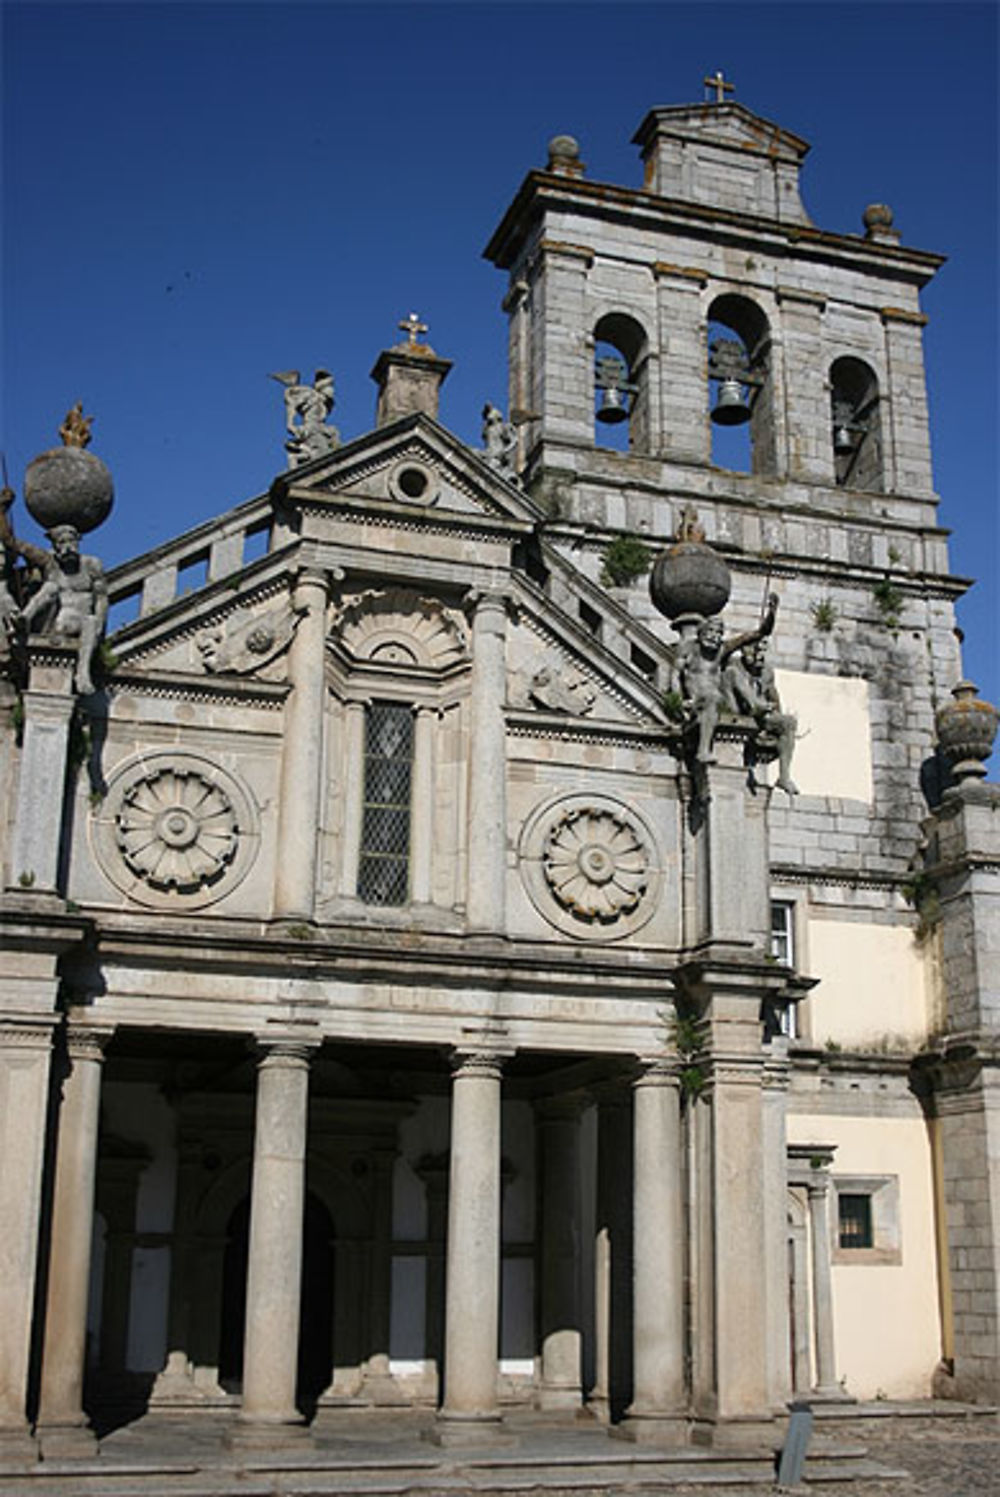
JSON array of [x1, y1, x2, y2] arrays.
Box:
[[630, 642, 657, 685], [838, 1193, 874, 1250], [579, 600, 602, 638], [770, 900, 795, 966], [357, 703, 413, 906]]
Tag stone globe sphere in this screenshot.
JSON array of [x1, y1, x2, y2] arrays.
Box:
[[23, 447, 114, 535], [649, 539, 732, 621]]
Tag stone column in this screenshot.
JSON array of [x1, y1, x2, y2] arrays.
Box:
[[590, 1086, 632, 1424], [789, 1200, 811, 1394], [537, 241, 594, 448], [9, 646, 76, 892], [465, 593, 508, 934], [881, 307, 934, 497], [762, 1046, 792, 1407], [653, 263, 709, 463], [36, 1026, 112, 1457], [236, 1037, 316, 1436], [807, 1180, 839, 1395], [362, 1147, 405, 1405], [537, 1097, 584, 1410], [776, 287, 831, 484], [410, 706, 436, 905], [617, 1060, 686, 1442], [0, 1020, 57, 1454], [434, 1049, 509, 1445], [340, 699, 367, 896], [274, 569, 329, 919]]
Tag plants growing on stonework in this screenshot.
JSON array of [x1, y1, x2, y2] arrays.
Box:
[[902, 870, 941, 942], [662, 689, 685, 723], [671, 1013, 706, 1099], [872, 576, 904, 628], [810, 598, 837, 633], [600, 534, 652, 588]]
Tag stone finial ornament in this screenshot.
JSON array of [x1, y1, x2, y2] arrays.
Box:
[[936, 681, 998, 783], [863, 203, 900, 244], [546, 134, 585, 177], [58, 402, 94, 449], [269, 369, 340, 469], [649, 504, 731, 622]]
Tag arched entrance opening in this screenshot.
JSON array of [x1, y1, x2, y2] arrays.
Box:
[[217, 1191, 335, 1407]]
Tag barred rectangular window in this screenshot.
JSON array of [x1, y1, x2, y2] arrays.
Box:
[[357, 703, 413, 906], [838, 1192, 874, 1250]]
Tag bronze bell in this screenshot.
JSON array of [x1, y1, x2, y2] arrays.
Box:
[[596, 385, 630, 424], [711, 378, 751, 426], [833, 423, 856, 454]]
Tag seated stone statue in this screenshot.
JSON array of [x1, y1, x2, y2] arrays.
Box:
[[674, 593, 779, 766], [722, 637, 798, 795], [19, 524, 108, 695]]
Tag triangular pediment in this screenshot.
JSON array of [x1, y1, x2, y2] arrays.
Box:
[[271, 413, 544, 530]]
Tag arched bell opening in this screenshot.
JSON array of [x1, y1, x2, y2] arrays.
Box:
[[830, 356, 883, 491], [593, 312, 649, 454], [707, 294, 775, 475]]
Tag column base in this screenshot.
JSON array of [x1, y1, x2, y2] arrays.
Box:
[[610, 1410, 689, 1445], [36, 1421, 98, 1460], [691, 1412, 776, 1449], [536, 1384, 583, 1412], [0, 1425, 38, 1466], [808, 1385, 856, 1404], [361, 1370, 409, 1406], [425, 1412, 517, 1448], [225, 1415, 311, 1451]]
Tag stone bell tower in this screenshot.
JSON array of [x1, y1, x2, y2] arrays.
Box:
[[484, 93, 943, 529]]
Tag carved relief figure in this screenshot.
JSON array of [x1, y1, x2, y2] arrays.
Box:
[[674, 593, 778, 765], [481, 403, 519, 482], [19, 525, 109, 694], [195, 600, 301, 676], [723, 637, 799, 794], [270, 369, 340, 468]]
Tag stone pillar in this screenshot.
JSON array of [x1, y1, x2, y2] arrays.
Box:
[[274, 569, 328, 919], [236, 1037, 316, 1435], [537, 1097, 583, 1410], [653, 263, 709, 464], [616, 1060, 686, 1443], [762, 1046, 792, 1408], [881, 307, 934, 497], [537, 241, 594, 448], [434, 1049, 509, 1445], [776, 287, 832, 484], [590, 1086, 632, 1424], [340, 699, 367, 897], [0, 1019, 57, 1453], [465, 593, 508, 934], [36, 1025, 112, 1457], [789, 1199, 811, 1394], [410, 706, 436, 905], [362, 1147, 405, 1405], [9, 645, 76, 892], [807, 1179, 839, 1396]]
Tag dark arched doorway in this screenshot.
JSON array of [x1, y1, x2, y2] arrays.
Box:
[[218, 1191, 335, 1406]]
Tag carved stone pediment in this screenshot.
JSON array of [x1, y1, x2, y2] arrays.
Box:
[[329, 588, 469, 670]]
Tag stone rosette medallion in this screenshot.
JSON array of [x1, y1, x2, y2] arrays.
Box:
[[519, 792, 660, 940], [91, 749, 260, 909]]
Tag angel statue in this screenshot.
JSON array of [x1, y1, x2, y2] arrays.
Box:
[[269, 369, 340, 469]]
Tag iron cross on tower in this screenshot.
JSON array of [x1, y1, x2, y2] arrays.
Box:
[[399, 311, 429, 347], [703, 70, 734, 104]]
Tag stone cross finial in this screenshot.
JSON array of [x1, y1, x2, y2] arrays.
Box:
[[399, 311, 429, 348], [703, 70, 734, 104]]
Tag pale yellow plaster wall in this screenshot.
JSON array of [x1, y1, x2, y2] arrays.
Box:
[[787, 1114, 940, 1399], [806, 918, 930, 1048], [775, 671, 872, 802]]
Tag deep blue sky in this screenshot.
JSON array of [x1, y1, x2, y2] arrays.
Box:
[[3, 1, 997, 715]]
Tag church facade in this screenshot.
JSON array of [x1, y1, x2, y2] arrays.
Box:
[[1, 93, 998, 1460]]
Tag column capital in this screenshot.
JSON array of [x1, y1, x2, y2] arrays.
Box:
[[65, 1024, 114, 1063], [633, 1056, 681, 1090], [0, 1019, 58, 1052], [464, 588, 512, 624], [253, 1033, 321, 1069], [450, 1047, 511, 1081]]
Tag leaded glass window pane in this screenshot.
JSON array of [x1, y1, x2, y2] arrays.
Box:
[[357, 703, 413, 905], [838, 1193, 873, 1250]]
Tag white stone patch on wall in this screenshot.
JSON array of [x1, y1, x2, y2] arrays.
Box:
[[774, 670, 873, 802], [787, 1113, 940, 1400], [807, 918, 930, 1049]]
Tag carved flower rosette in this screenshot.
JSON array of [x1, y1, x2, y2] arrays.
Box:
[[519, 792, 660, 941], [543, 807, 647, 922], [117, 769, 238, 891], [91, 750, 260, 909]]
